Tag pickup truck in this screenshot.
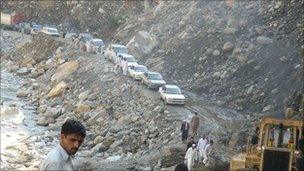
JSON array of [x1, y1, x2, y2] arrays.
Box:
[[141, 71, 166, 89], [158, 85, 186, 105]]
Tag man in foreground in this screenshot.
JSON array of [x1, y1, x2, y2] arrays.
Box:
[[41, 119, 86, 171]]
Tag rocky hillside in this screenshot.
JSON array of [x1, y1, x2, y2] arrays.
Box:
[[2, 31, 256, 170], [2, 1, 303, 115]]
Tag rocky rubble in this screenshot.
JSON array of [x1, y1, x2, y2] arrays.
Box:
[[2, 1, 303, 116], [1, 0, 303, 169], [1, 32, 259, 170]]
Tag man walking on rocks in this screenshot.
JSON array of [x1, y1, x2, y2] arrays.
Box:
[[190, 112, 200, 137], [41, 119, 86, 171], [197, 134, 208, 163], [181, 119, 190, 142], [185, 144, 197, 171], [122, 58, 128, 76], [202, 140, 213, 166]]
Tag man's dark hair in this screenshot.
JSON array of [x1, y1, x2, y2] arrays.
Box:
[[61, 119, 86, 137]]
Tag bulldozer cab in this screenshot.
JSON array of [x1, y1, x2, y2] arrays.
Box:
[[231, 117, 304, 171]]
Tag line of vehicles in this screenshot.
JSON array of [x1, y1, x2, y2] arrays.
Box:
[[1, 13, 185, 105], [104, 44, 187, 105]]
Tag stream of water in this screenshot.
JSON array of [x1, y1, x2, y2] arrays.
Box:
[[0, 69, 49, 169]]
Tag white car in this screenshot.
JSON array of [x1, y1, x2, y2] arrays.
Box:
[[159, 85, 186, 105], [41, 27, 60, 37], [86, 39, 105, 54], [128, 65, 148, 80], [104, 44, 128, 62], [118, 54, 138, 67], [141, 71, 166, 89]]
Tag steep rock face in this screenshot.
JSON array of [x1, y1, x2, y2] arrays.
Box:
[[126, 31, 159, 60]]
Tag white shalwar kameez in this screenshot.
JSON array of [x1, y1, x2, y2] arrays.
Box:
[[202, 144, 213, 165], [185, 147, 197, 171], [197, 138, 207, 162]]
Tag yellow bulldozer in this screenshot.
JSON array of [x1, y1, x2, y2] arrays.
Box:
[[230, 116, 304, 171]]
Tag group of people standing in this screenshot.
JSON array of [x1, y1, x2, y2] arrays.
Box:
[[114, 56, 128, 76], [181, 112, 200, 142], [181, 112, 214, 171], [184, 135, 214, 171]]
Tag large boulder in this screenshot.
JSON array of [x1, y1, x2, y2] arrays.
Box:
[[16, 67, 31, 76], [160, 145, 185, 167], [0, 106, 19, 117], [223, 27, 236, 35], [47, 81, 68, 98], [5, 60, 19, 72], [222, 42, 234, 52], [37, 115, 55, 126], [78, 90, 91, 101], [51, 61, 79, 84], [256, 36, 273, 45], [17, 88, 31, 98], [75, 104, 91, 114], [20, 56, 36, 68], [45, 106, 62, 118], [126, 31, 159, 59]]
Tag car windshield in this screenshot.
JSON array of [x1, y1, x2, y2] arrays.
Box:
[[166, 87, 182, 94], [81, 33, 93, 41], [126, 57, 135, 62], [149, 73, 162, 80], [48, 29, 59, 33], [134, 66, 147, 72], [114, 46, 128, 53], [33, 25, 42, 29], [92, 40, 104, 46]]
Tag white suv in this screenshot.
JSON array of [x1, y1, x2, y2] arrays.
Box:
[[41, 27, 60, 37], [104, 44, 128, 63]]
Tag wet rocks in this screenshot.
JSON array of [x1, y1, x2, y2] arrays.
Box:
[[0, 106, 19, 117]]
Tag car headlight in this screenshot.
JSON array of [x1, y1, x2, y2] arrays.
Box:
[[295, 150, 300, 155], [257, 146, 262, 150]]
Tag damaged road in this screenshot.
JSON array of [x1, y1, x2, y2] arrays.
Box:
[[1, 31, 259, 170]]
